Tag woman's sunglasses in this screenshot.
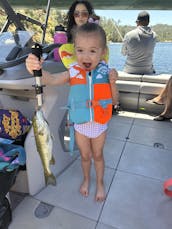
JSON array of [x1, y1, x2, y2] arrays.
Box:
[[74, 11, 89, 18]]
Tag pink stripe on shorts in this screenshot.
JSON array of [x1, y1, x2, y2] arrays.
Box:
[[74, 121, 108, 138]]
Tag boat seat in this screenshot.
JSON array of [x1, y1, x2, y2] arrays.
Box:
[[118, 71, 142, 81], [117, 71, 171, 115], [142, 74, 170, 84]]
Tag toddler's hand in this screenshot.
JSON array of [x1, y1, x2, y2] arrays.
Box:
[[109, 68, 118, 84], [25, 53, 43, 75]]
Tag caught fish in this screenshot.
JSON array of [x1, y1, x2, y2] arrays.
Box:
[[32, 109, 56, 186]]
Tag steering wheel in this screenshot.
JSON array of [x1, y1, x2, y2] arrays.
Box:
[[0, 43, 61, 69]]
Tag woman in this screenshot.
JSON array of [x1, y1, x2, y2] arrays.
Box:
[[147, 76, 172, 121], [65, 0, 94, 42]]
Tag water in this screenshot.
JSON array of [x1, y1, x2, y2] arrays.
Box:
[[108, 42, 172, 74]]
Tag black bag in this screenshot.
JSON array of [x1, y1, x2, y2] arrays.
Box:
[[0, 168, 18, 203], [0, 197, 12, 229], [0, 169, 17, 229]]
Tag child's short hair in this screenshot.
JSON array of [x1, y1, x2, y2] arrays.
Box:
[[73, 23, 107, 48]]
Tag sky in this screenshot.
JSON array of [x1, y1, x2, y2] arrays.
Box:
[[95, 10, 172, 26]]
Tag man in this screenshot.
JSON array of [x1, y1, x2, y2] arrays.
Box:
[[121, 11, 157, 74]]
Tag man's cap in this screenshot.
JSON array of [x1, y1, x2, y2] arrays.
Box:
[[136, 11, 150, 22]]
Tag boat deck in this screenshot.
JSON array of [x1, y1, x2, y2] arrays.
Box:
[[9, 111, 172, 229]]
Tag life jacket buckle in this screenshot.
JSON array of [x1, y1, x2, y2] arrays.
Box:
[[86, 100, 99, 108]]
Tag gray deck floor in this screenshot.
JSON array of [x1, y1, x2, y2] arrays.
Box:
[[9, 111, 172, 229]]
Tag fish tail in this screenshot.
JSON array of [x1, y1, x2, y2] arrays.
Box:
[[45, 173, 56, 186]]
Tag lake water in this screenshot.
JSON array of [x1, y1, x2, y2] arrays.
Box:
[[108, 42, 172, 74]]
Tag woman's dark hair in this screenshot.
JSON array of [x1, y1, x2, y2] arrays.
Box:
[[73, 23, 107, 48], [65, 1, 94, 42]]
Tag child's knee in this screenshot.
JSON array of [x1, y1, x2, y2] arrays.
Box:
[[93, 152, 103, 162], [81, 153, 92, 162]]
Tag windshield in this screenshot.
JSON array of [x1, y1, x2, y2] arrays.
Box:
[[0, 30, 34, 62]]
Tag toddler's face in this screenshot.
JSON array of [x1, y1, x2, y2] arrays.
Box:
[[74, 33, 106, 71]]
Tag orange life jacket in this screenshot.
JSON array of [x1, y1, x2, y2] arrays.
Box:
[[68, 62, 112, 124]]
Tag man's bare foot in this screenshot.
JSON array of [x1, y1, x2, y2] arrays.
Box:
[[80, 180, 89, 197], [95, 183, 106, 202]]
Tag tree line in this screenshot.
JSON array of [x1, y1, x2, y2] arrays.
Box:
[[0, 8, 172, 43]]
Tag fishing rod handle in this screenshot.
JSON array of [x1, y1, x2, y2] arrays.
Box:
[[31, 43, 42, 77], [32, 43, 43, 107]]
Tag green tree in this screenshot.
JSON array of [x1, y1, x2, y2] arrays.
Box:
[[0, 8, 172, 43]]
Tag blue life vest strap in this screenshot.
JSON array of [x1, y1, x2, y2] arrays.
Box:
[[60, 106, 75, 154], [69, 123, 75, 155]]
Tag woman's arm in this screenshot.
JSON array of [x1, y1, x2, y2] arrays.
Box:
[[25, 53, 70, 86]]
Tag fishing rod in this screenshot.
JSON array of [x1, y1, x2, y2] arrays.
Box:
[[41, 0, 51, 44], [114, 22, 123, 41]]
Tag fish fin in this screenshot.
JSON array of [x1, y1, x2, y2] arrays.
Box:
[[45, 173, 56, 186], [44, 118, 49, 126], [50, 155, 55, 165]]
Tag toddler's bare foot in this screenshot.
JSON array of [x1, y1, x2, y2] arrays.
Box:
[[95, 182, 106, 202], [80, 180, 89, 197]]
